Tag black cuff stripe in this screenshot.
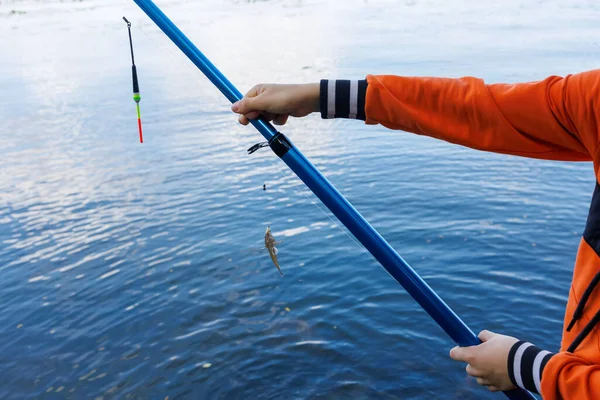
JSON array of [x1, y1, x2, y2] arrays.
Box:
[[507, 341, 554, 394], [540, 352, 552, 371], [520, 345, 539, 392], [319, 79, 368, 121], [535, 352, 553, 393], [507, 340, 526, 388], [335, 80, 350, 118], [319, 80, 328, 120], [357, 79, 367, 120]]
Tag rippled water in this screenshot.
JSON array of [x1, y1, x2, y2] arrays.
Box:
[[2, 0, 600, 398]]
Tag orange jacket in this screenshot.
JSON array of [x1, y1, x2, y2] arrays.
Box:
[[319, 71, 600, 398]]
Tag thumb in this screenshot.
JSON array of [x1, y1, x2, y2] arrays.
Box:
[[478, 330, 495, 342], [232, 94, 268, 114], [449, 346, 471, 361]]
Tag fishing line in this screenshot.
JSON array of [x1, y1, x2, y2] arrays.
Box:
[[258, 159, 414, 289], [244, 135, 383, 278], [120, 3, 375, 266], [120, 0, 205, 78], [271, 158, 372, 257]]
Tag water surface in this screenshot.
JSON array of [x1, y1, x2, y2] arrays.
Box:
[[1, 0, 599, 398]]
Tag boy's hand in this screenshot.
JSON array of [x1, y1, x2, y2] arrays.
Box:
[[231, 83, 320, 126], [450, 330, 518, 392]]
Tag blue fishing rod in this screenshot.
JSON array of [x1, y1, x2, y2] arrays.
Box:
[[131, 1, 535, 398]]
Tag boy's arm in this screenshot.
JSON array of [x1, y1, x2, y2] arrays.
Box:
[[322, 70, 600, 161], [541, 352, 600, 399], [506, 342, 600, 400]]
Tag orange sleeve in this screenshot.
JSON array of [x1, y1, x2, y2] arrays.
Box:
[[364, 70, 600, 161], [541, 352, 600, 399]]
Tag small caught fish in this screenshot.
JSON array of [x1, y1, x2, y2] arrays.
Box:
[[264, 226, 283, 276]]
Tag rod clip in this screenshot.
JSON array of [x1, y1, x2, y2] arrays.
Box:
[[248, 132, 293, 157], [247, 141, 269, 155]]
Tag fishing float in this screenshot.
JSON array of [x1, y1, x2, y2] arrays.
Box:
[[130, 1, 535, 398], [123, 17, 143, 144]]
